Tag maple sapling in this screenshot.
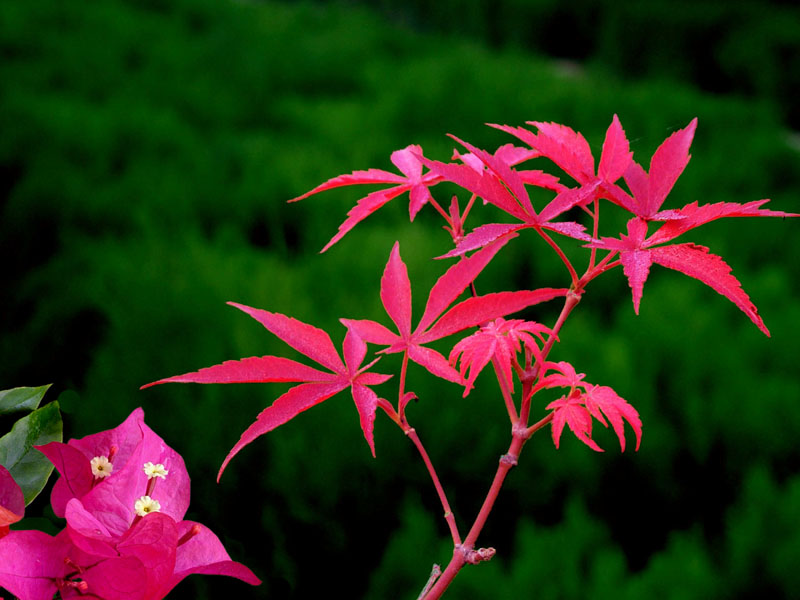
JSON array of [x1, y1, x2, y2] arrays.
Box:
[[144, 115, 795, 598]]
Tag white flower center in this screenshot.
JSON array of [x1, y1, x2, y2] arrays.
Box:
[[143, 462, 168, 479], [90, 456, 113, 479], [134, 495, 161, 516]]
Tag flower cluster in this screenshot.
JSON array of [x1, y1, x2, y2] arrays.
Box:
[[537, 361, 642, 452], [0, 408, 259, 600]]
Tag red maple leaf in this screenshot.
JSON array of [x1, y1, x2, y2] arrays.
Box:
[[342, 237, 567, 386], [452, 143, 566, 193], [546, 390, 602, 452], [537, 360, 586, 389], [417, 137, 596, 257], [490, 114, 634, 189], [589, 199, 795, 336], [580, 117, 797, 335], [541, 362, 641, 452], [449, 317, 552, 396], [488, 114, 636, 218], [142, 304, 392, 479], [289, 144, 441, 252], [582, 385, 642, 452], [602, 118, 698, 220]]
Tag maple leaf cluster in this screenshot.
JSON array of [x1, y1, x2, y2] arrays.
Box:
[[538, 361, 642, 452], [0, 408, 259, 600], [144, 115, 795, 471]]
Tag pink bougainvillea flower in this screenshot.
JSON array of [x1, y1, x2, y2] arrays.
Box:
[[0, 408, 261, 599], [449, 317, 553, 396], [143, 306, 393, 478], [37, 408, 148, 518], [37, 408, 189, 530], [289, 144, 441, 251], [63, 500, 259, 599], [341, 238, 567, 387], [0, 513, 258, 600], [0, 465, 24, 538], [68, 511, 262, 600], [70, 510, 178, 600], [160, 520, 262, 596], [57, 419, 190, 543], [0, 529, 71, 600], [539, 361, 641, 452]]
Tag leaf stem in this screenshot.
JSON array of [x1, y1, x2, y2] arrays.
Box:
[[462, 193, 477, 220], [590, 256, 621, 279], [525, 411, 554, 438], [492, 357, 519, 423], [428, 197, 452, 223], [588, 198, 600, 270], [405, 427, 462, 546], [397, 351, 411, 421], [536, 227, 579, 287], [539, 290, 582, 361], [580, 251, 620, 287], [520, 289, 582, 428]]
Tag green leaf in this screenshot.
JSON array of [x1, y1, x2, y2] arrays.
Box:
[[0, 401, 62, 505], [0, 384, 52, 416]]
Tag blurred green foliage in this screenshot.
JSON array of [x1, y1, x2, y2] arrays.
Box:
[[359, 0, 800, 129], [1, 0, 798, 598]]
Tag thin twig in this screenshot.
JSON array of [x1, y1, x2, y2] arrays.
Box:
[[416, 564, 442, 600], [406, 428, 462, 546]]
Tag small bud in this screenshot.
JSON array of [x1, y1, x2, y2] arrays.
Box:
[[90, 456, 113, 479], [178, 523, 203, 546], [463, 546, 495, 564]]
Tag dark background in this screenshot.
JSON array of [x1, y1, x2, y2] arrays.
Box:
[[2, 0, 799, 598]]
